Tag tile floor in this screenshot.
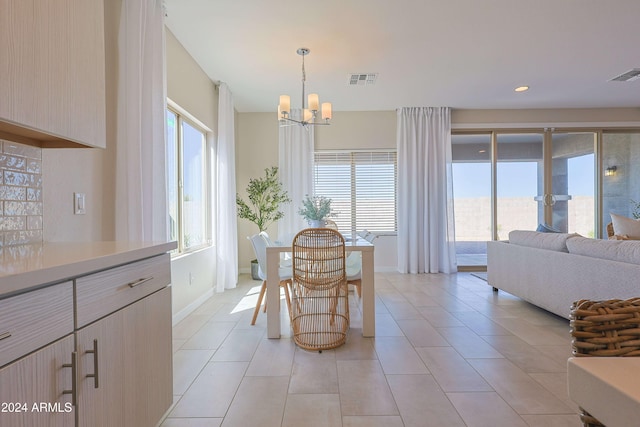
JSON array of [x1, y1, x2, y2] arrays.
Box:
[[161, 272, 582, 427]]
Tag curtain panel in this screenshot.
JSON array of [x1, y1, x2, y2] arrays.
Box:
[[278, 110, 315, 241], [215, 83, 238, 291], [397, 107, 457, 274], [115, 0, 168, 242]]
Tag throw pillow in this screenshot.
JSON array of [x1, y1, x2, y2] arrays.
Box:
[[536, 223, 561, 233], [610, 213, 640, 240]]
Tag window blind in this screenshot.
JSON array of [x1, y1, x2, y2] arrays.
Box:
[[314, 151, 397, 233]]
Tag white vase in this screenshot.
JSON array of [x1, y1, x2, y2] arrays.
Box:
[[308, 219, 326, 228]]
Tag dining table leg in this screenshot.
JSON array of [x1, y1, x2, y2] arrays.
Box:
[[266, 246, 281, 339], [361, 248, 375, 337]]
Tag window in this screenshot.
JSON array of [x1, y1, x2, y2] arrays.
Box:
[[166, 108, 209, 252], [314, 151, 397, 233]]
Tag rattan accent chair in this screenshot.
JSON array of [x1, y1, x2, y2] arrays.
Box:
[[248, 233, 292, 326], [290, 228, 350, 351], [570, 298, 640, 426]]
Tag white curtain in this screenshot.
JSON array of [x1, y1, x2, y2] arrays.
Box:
[[278, 110, 314, 242], [115, 0, 168, 242], [215, 83, 238, 291], [397, 107, 457, 274]]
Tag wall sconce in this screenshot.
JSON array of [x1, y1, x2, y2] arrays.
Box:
[[605, 166, 617, 176]]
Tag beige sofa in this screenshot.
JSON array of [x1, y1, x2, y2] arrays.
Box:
[[487, 230, 640, 319]]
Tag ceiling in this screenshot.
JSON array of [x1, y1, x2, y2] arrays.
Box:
[[164, 0, 640, 113]]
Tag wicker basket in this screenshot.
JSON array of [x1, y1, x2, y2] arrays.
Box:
[[570, 298, 640, 426]]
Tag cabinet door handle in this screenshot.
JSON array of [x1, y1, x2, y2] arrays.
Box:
[[63, 351, 78, 406], [86, 339, 99, 388], [0, 331, 11, 341], [128, 276, 153, 288]]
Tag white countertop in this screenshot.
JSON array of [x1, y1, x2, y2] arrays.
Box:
[[568, 357, 640, 427], [0, 241, 177, 297]]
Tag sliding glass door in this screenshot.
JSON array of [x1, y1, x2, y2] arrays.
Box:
[[496, 133, 543, 239], [549, 132, 596, 236], [452, 129, 599, 269], [451, 134, 491, 267], [602, 131, 640, 237]]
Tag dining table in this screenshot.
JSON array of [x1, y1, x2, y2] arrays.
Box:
[[265, 236, 375, 339]]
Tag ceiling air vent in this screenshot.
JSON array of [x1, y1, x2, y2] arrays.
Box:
[[609, 68, 640, 82], [348, 73, 378, 86]]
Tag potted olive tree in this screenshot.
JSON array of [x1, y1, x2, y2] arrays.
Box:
[[236, 166, 290, 279]]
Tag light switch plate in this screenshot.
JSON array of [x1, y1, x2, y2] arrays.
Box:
[[74, 192, 86, 215]]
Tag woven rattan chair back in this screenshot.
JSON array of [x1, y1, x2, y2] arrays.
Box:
[[570, 298, 640, 426], [290, 228, 349, 351]]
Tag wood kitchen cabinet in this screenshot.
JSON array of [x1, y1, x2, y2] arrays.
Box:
[[75, 253, 173, 427], [0, 335, 75, 427], [0, 282, 75, 427], [0, 0, 106, 148], [76, 287, 172, 427]]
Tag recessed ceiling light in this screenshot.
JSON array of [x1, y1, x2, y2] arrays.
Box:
[[514, 85, 529, 92]]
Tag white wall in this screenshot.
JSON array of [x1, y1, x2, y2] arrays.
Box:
[[166, 29, 219, 318], [170, 247, 216, 324], [166, 30, 217, 132], [452, 108, 640, 128], [235, 112, 280, 271]]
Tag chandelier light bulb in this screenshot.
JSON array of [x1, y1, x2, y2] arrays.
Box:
[[321, 103, 332, 120], [279, 95, 290, 115], [308, 94, 319, 112]]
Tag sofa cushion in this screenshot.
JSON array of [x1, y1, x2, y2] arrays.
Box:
[[566, 236, 640, 266], [508, 230, 577, 252], [611, 213, 640, 240]]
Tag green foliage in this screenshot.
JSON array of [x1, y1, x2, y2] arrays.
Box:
[[298, 195, 335, 221], [631, 199, 640, 220], [236, 167, 291, 232]]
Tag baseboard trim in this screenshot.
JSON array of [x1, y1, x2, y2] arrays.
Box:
[[172, 288, 214, 326]]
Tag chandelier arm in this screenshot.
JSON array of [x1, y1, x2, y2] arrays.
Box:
[[280, 116, 330, 127]]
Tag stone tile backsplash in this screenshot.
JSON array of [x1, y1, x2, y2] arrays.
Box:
[[0, 139, 43, 246]]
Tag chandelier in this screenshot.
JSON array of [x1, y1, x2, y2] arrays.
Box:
[[278, 48, 332, 127]]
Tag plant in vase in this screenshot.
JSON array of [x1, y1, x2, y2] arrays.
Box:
[[236, 167, 291, 279], [631, 199, 640, 220], [298, 195, 335, 228]]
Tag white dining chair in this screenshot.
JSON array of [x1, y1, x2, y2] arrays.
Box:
[[248, 234, 292, 325], [346, 252, 362, 297]]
